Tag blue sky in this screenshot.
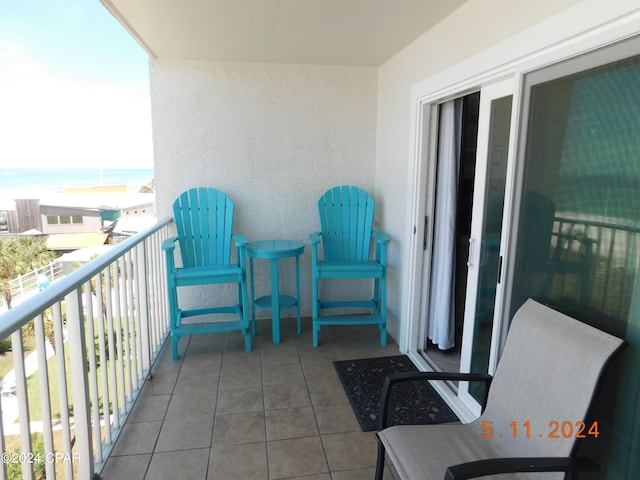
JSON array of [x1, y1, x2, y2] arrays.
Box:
[[0, 0, 153, 169]]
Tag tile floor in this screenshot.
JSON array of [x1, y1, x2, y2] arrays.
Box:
[[100, 317, 401, 479]]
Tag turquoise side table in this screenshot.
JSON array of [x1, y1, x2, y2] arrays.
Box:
[[246, 239, 304, 344]]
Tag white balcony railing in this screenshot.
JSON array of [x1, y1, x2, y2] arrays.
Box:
[[551, 215, 640, 318], [0, 218, 172, 479], [2, 262, 65, 309]]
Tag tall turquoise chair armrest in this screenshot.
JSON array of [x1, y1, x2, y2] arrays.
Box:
[[308, 232, 322, 245], [162, 236, 179, 272], [162, 236, 178, 251], [309, 232, 322, 258], [232, 233, 248, 247], [232, 233, 248, 268], [372, 231, 390, 265], [309, 232, 322, 270], [372, 231, 390, 244]]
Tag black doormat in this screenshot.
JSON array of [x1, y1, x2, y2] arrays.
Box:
[[333, 355, 459, 432]]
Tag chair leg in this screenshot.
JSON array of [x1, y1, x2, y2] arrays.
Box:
[[313, 323, 320, 348], [244, 329, 252, 352], [166, 274, 181, 359], [373, 277, 380, 305], [239, 280, 252, 351], [312, 277, 319, 319], [248, 258, 257, 336], [312, 275, 320, 347], [171, 334, 179, 361], [379, 275, 387, 347], [250, 303, 257, 337], [375, 437, 386, 480]]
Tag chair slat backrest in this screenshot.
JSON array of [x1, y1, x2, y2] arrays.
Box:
[[480, 299, 623, 459], [318, 186, 375, 261], [173, 188, 234, 268]]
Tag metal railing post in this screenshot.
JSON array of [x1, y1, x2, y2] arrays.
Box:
[[33, 313, 55, 480], [138, 241, 152, 375], [65, 287, 94, 478], [11, 328, 33, 480]]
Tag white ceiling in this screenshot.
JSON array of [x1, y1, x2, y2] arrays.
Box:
[[101, 0, 467, 66]]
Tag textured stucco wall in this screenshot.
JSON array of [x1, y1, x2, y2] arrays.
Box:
[[150, 61, 378, 319], [148, 0, 589, 342]]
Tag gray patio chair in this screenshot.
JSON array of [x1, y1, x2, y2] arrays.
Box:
[[375, 299, 624, 480]]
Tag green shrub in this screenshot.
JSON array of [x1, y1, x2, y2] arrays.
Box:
[[6, 434, 46, 480], [0, 337, 11, 354]]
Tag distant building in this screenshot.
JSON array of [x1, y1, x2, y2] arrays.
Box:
[[40, 204, 103, 235], [0, 206, 14, 233], [0, 188, 155, 253]]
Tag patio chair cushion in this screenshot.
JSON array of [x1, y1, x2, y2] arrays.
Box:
[[482, 299, 621, 459], [377, 299, 624, 480]]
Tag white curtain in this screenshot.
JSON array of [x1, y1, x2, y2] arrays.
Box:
[[427, 98, 463, 350]]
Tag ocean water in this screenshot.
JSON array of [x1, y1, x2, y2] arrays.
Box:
[[0, 168, 154, 196]]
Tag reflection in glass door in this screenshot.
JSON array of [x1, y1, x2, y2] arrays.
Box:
[[511, 53, 640, 478], [459, 82, 513, 414]]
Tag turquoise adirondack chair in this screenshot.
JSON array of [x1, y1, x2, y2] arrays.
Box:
[[309, 186, 390, 347], [162, 188, 251, 359]]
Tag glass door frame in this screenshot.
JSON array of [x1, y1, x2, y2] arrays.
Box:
[[408, 77, 520, 418], [403, 6, 640, 424], [457, 78, 517, 416], [403, 76, 521, 422]]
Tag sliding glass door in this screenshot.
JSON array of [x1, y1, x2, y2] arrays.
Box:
[[458, 80, 513, 414], [510, 45, 640, 479], [419, 80, 514, 415], [412, 27, 640, 478]]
